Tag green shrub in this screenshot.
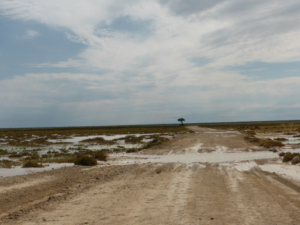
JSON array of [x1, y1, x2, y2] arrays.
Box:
[[74, 156, 97, 166], [0, 149, 8, 155], [282, 152, 300, 162], [23, 161, 44, 168]]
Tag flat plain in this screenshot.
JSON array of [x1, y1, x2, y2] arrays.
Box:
[[0, 123, 300, 224]]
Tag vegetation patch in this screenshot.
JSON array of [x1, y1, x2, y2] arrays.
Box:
[[244, 134, 284, 148], [115, 135, 145, 144], [198, 121, 300, 134], [274, 138, 288, 141], [9, 152, 32, 158], [280, 152, 300, 163], [91, 151, 108, 161], [74, 156, 97, 166], [143, 136, 170, 149], [0, 159, 22, 168], [23, 161, 44, 168], [260, 139, 284, 148], [79, 137, 115, 145], [0, 125, 188, 143], [0, 149, 8, 155], [126, 148, 139, 153]]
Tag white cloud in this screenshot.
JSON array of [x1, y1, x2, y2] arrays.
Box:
[[1, 0, 300, 126], [1, 0, 300, 72], [23, 29, 40, 39]]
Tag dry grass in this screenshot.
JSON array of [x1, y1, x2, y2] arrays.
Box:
[[0, 125, 188, 147], [244, 135, 284, 148], [0, 149, 8, 155], [23, 161, 44, 168], [0, 159, 22, 168], [198, 121, 300, 133], [79, 137, 116, 145], [91, 151, 108, 161], [199, 121, 300, 149]]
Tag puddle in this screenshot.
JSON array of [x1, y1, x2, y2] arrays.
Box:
[[204, 131, 239, 134], [259, 164, 300, 182], [48, 133, 160, 144], [112, 151, 279, 164], [183, 144, 202, 154], [0, 163, 73, 178], [281, 149, 300, 153], [220, 161, 258, 172], [268, 136, 300, 145], [86, 143, 142, 150]]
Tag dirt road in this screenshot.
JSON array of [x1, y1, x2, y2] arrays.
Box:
[[1, 127, 300, 225], [143, 126, 263, 155]]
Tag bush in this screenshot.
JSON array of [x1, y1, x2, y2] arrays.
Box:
[[74, 156, 97, 166], [28, 153, 40, 160], [274, 138, 288, 141], [260, 139, 284, 148], [0, 149, 8, 155], [92, 151, 107, 161], [0, 159, 21, 168], [282, 152, 300, 162], [126, 149, 138, 153], [23, 161, 44, 168]]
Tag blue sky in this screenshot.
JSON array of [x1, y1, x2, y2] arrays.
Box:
[[1, 0, 300, 128]]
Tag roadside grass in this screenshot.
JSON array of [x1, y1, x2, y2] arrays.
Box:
[[20, 150, 109, 164], [9, 152, 32, 158], [0, 149, 8, 155], [7, 138, 72, 147], [0, 159, 22, 168], [23, 161, 44, 168], [279, 152, 300, 163], [25, 154, 77, 164], [144, 136, 170, 149], [0, 125, 188, 144], [260, 139, 284, 148], [199, 121, 300, 149], [79, 137, 116, 145], [244, 135, 284, 148], [91, 151, 107, 161], [198, 121, 300, 134]]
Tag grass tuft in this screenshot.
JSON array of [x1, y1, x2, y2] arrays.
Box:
[[0, 159, 22, 168], [23, 161, 44, 168], [92, 151, 108, 161]]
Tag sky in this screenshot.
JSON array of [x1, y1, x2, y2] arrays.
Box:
[[1, 0, 300, 128]]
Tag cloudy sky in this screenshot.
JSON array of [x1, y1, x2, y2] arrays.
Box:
[[1, 0, 300, 128]]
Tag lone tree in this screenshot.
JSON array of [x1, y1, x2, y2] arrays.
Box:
[[178, 118, 185, 125]]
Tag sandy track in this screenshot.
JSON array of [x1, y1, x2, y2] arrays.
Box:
[[1, 127, 300, 224], [143, 126, 263, 155], [4, 164, 300, 225]]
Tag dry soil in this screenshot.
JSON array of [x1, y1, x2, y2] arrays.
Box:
[[0, 127, 300, 225]]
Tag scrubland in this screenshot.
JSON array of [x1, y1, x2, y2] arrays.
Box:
[[0, 122, 300, 224]]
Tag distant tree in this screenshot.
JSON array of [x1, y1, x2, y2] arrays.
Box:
[[178, 118, 185, 125]]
